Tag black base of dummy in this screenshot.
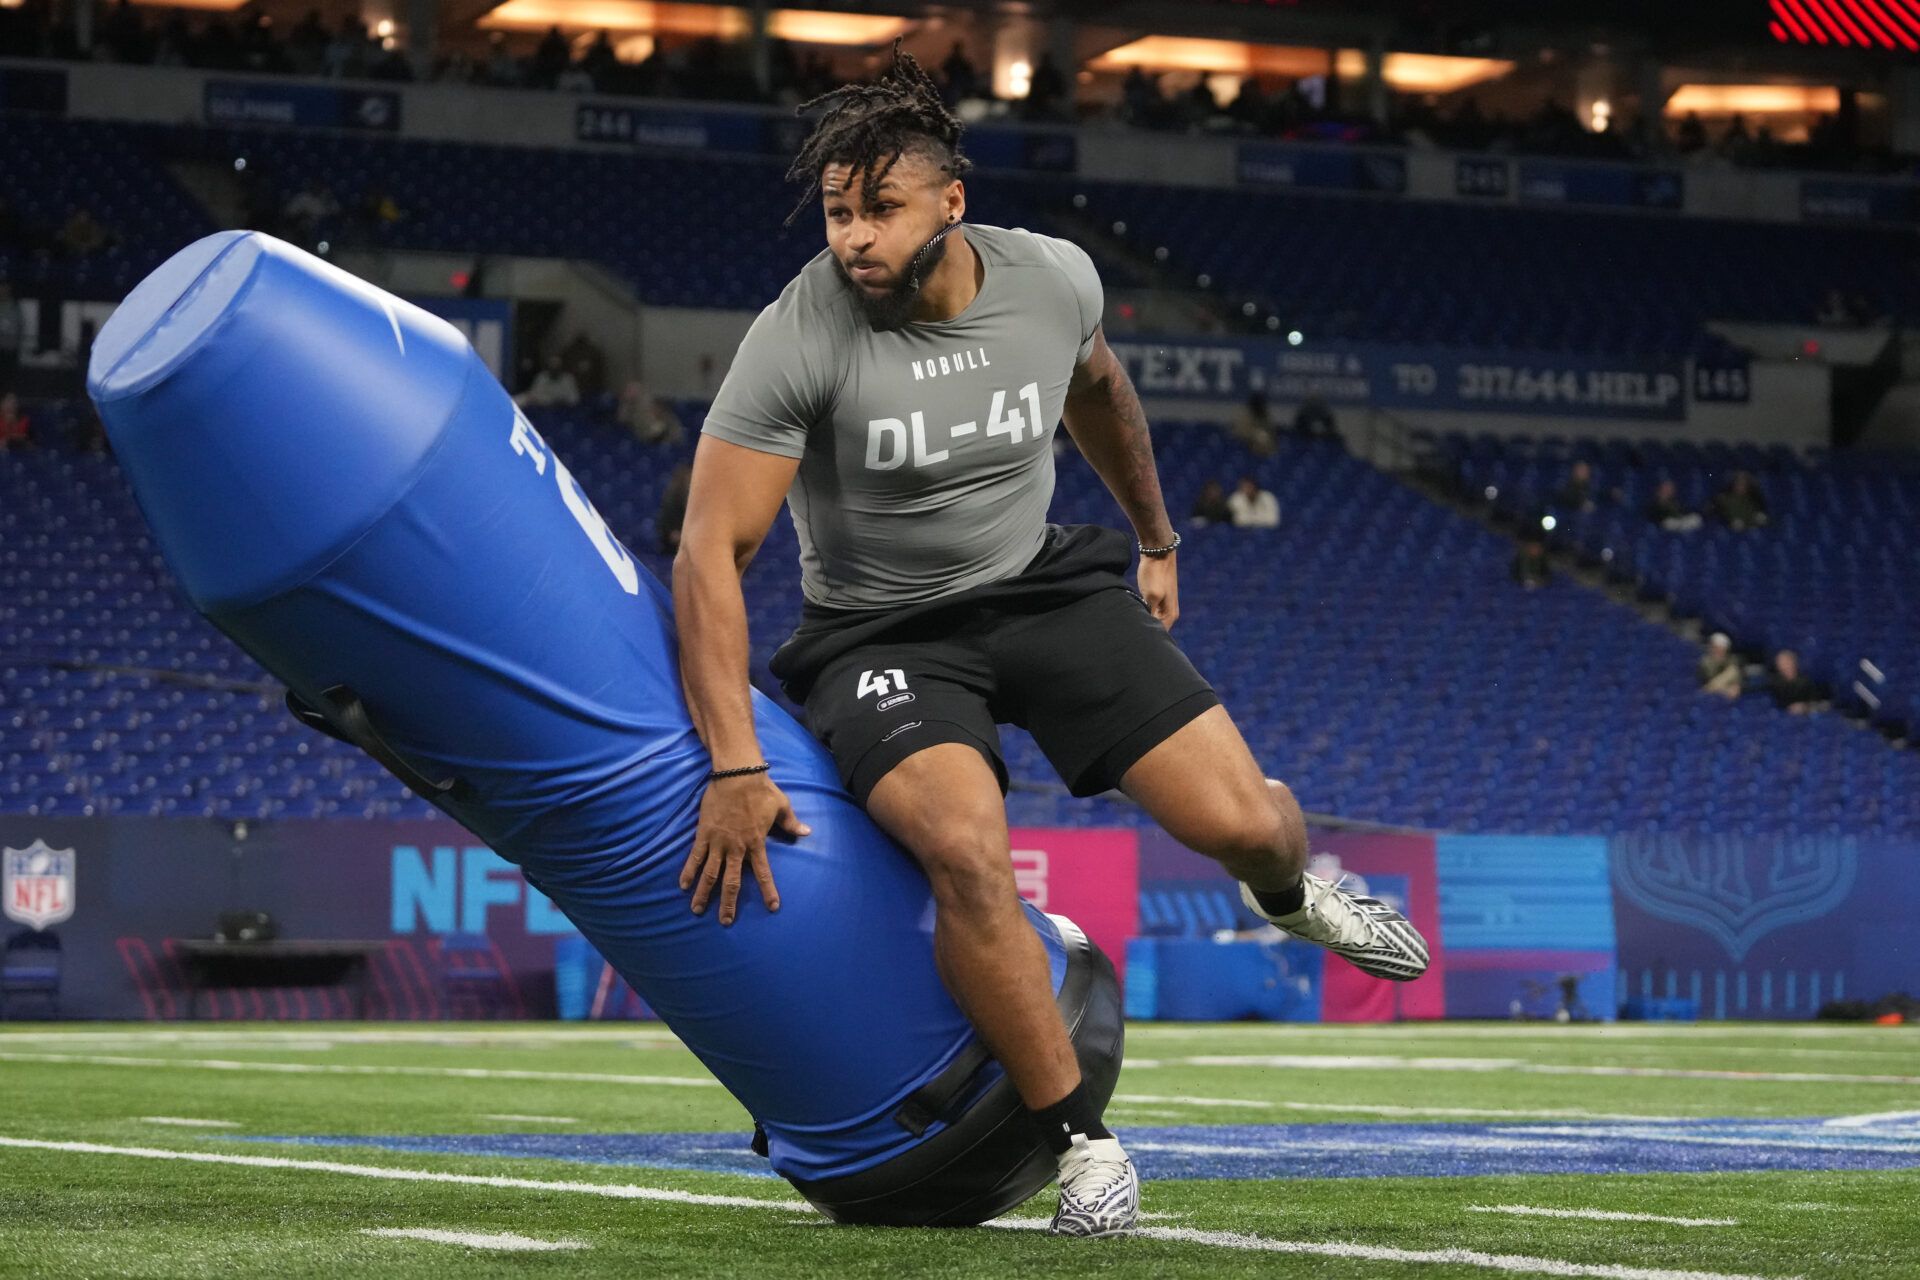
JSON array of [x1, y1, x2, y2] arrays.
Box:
[[787, 916, 1124, 1227]]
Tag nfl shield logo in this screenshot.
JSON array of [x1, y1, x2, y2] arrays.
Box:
[[3, 839, 77, 931]]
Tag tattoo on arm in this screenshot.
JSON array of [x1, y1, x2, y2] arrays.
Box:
[[1064, 337, 1175, 546]]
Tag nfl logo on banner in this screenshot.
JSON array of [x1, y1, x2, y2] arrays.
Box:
[[3, 839, 77, 931]]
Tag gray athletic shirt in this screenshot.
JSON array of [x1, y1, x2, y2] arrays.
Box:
[[703, 223, 1103, 609]]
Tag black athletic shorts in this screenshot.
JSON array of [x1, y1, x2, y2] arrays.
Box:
[[769, 524, 1219, 805]]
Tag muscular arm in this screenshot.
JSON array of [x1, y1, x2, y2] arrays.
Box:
[[1060, 327, 1176, 549], [671, 435, 799, 769], [670, 434, 810, 925]]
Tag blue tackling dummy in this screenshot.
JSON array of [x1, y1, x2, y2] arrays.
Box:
[[87, 231, 1121, 1226]]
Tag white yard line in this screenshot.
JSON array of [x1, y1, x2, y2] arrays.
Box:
[[0, 1135, 1798, 1280], [138, 1117, 240, 1129], [1122, 1226, 1787, 1280], [1163, 1054, 1920, 1086], [362, 1228, 585, 1251], [1823, 1110, 1920, 1128], [1467, 1205, 1737, 1227], [0, 1051, 719, 1088], [0, 1137, 800, 1209], [1113, 1094, 1682, 1122], [482, 1114, 581, 1124]]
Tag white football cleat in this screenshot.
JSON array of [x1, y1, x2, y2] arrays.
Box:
[[1242, 872, 1430, 982], [1048, 1134, 1138, 1238]]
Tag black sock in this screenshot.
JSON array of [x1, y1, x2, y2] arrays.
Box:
[[1027, 1080, 1111, 1156], [1251, 877, 1307, 918]]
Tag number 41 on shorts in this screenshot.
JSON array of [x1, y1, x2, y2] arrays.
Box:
[[857, 669, 908, 700]]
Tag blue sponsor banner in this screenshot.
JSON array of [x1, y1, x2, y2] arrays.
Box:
[[1801, 178, 1920, 223], [1611, 835, 1920, 1019], [204, 79, 400, 131], [1519, 160, 1682, 211], [0, 65, 67, 113], [1107, 335, 1689, 421], [1437, 835, 1616, 1019], [575, 101, 770, 153], [1454, 155, 1510, 199], [1237, 143, 1406, 194]]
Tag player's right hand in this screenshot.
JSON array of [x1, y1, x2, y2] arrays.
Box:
[[681, 774, 810, 926]]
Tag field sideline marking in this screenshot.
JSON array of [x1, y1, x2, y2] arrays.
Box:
[[1493, 1124, 1920, 1155], [1168, 1054, 1920, 1086], [363, 1227, 586, 1251], [139, 1117, 240, 1129], [0, 1051, 719, 1088], [1468, 1205, 1738, 1227], [482, 1114, 581, 1124], [0, 1135, 1797, 1280]]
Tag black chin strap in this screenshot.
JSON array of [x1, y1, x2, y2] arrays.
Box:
[[905, 218, 960, 292]]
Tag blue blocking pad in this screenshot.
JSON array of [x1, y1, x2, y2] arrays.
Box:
[[89, 233, 1119, 1221]]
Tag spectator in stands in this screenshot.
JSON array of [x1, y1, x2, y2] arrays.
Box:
[[516, 355, 580, 408], [1555, 460, 1598, 513], [1698, 633, 1742, 699], [1291, 395, 1338, 440], [362, 187, 408, 236], [556, 56, 596, 94], [657, 463, 692, 555], [1675, 111, 1708, 153], [1182, 77, 1221, 130], [532, 25, 570, 88], [288, 8, 328, 75], [281, 180, 340, 245], [1025, 52, 1065, 121], [1767, 649, 1822, 714], [57, 205, 113, 257], [322, 16, 371, 78], [617, 380, 682, 444], [0, 282, 20, 389], [1121, 67, 1157, 126], [1230, 391, 1276, 455], [940, 41, 979, 103], [559, 332, 608, 400], [1227, 474, 1279, 528], [1711, 470, 1769, 531], [0, 392, 31, 451], [1646, 478, 1702, 532], [1190, 479, 1233, 527], [484, 32, 523, 87], [1511, 540, 1551, 590]]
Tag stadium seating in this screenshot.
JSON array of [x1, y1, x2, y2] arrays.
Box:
[[14, 119, 1920, 358], [6, 403, 1918, 835], [1437, 433, 1920, 731], [0, 120, 213, 296], [1069, 179, 1918, 356]]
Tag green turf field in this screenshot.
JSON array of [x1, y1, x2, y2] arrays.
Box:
[[1, 1021, 1916, 1278]]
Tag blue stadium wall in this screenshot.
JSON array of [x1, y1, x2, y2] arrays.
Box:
[[4, 817, 1914, 1022]]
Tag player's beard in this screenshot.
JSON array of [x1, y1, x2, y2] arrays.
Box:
[[837, 221, 956, 333]]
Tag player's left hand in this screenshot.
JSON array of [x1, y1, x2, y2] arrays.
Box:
[[1138, 552, 1179, 630]]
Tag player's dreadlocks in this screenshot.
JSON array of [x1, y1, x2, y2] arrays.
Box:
[[782, 40, 972, 226]]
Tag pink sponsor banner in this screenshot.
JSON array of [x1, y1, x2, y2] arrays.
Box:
[[1312, 832, 1447, 1022], [1009, 827, 1140, 984]]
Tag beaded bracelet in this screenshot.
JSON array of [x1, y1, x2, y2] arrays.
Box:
[[707, 763, 771, 781]]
